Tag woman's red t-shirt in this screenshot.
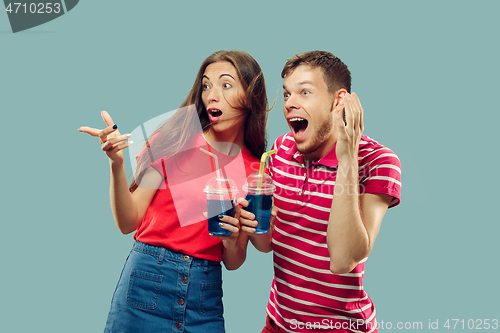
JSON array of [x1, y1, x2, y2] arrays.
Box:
[[133, 134, 262, 262]]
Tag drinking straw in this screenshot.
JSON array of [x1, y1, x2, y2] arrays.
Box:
[[257, 149, 277, 189], [200, 148, 231, 217], [200, 148, 220, 179]]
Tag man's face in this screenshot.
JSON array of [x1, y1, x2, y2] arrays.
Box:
[[283, 65, 337, 159]]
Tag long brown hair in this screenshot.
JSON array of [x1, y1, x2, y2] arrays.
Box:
[[130, 50, 269, 192]]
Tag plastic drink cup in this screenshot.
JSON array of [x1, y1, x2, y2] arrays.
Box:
[[204, 177, 239, 236], [243, 173, 276, 234]]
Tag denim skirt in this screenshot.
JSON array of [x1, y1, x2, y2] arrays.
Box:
[[103, 240, 225, 333]]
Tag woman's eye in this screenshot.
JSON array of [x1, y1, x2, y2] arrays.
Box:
[[223, 83, 232, 89], [302, 90, 310, 95], [202, 83, 209, 90]]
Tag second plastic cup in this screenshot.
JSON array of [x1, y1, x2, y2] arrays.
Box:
[[243, 173, 276, 234], [204, 177, 239, 236]]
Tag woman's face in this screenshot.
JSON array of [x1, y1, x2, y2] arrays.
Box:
[[201, 61, 246, 134]]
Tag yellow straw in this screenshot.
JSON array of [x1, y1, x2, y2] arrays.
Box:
[[257, 149, 277, 189]]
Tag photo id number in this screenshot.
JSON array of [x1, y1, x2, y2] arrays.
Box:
[[5, 3, 62, 14], [443, 319, 499, 330]]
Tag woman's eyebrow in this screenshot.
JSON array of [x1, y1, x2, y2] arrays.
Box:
[[202, 73, 235, 81], [220, 74, 235, 80]]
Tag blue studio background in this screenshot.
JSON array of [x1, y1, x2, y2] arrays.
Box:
[[1, 1, 499, 332]]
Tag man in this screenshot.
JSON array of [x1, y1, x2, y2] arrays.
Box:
[[240, 51, 401, 332]]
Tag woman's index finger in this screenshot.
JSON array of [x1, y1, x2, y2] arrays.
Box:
[[78, 126, 100, 136]]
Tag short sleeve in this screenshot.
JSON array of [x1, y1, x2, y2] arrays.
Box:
[[359, 144, 402, 208], [134, 132, 167, 178], [148, 157, 167, 179]]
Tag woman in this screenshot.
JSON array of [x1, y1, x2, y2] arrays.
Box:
[[79, 50, 268, 333]]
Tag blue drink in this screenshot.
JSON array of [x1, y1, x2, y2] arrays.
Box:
[[207, 199, 235, 236], [245, 194, 273, 234], [204, 176, 239, 236]]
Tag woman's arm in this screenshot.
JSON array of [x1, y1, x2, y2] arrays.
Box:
[[221, 227, 249, 270], [214, 202, 250, 270], [110, 164, 162, 234], [79, 111, 163, 234]]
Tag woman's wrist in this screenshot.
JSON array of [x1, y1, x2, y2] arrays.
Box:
[[110, 159, 125, 171]]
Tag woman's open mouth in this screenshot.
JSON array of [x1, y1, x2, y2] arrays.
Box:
[[289, 117, 308, 138], [209, 109, 223, 123]]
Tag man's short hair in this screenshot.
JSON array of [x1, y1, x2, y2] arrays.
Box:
[[281, 51, 351, 94]]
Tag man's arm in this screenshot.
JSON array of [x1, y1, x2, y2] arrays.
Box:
[[327, 187, 391, 273], [326, 92, 392, 274], [239, 200, 275, 253]]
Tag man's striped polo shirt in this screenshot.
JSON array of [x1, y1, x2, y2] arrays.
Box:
[[266, 133, 402, 333]]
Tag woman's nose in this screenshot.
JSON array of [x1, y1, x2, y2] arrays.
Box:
[[207, 87, 220, 103]]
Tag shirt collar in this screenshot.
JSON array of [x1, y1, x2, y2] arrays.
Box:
[[315, 143, 339, 169], [288, 140, 339, 169]]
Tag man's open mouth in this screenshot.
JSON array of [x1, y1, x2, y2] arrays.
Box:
[[289, 117, 308, 136]]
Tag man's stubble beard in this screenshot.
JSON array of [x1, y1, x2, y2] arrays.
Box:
[[297, 113, 333, 155]]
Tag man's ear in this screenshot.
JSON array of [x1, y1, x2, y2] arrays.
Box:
[[331, 89, 348, 112]]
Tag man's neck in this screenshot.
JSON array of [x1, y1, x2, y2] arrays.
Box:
[[302, 134, 338, 167]]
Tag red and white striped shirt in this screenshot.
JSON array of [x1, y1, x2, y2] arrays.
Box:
[[266, 133, 402, 333]]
